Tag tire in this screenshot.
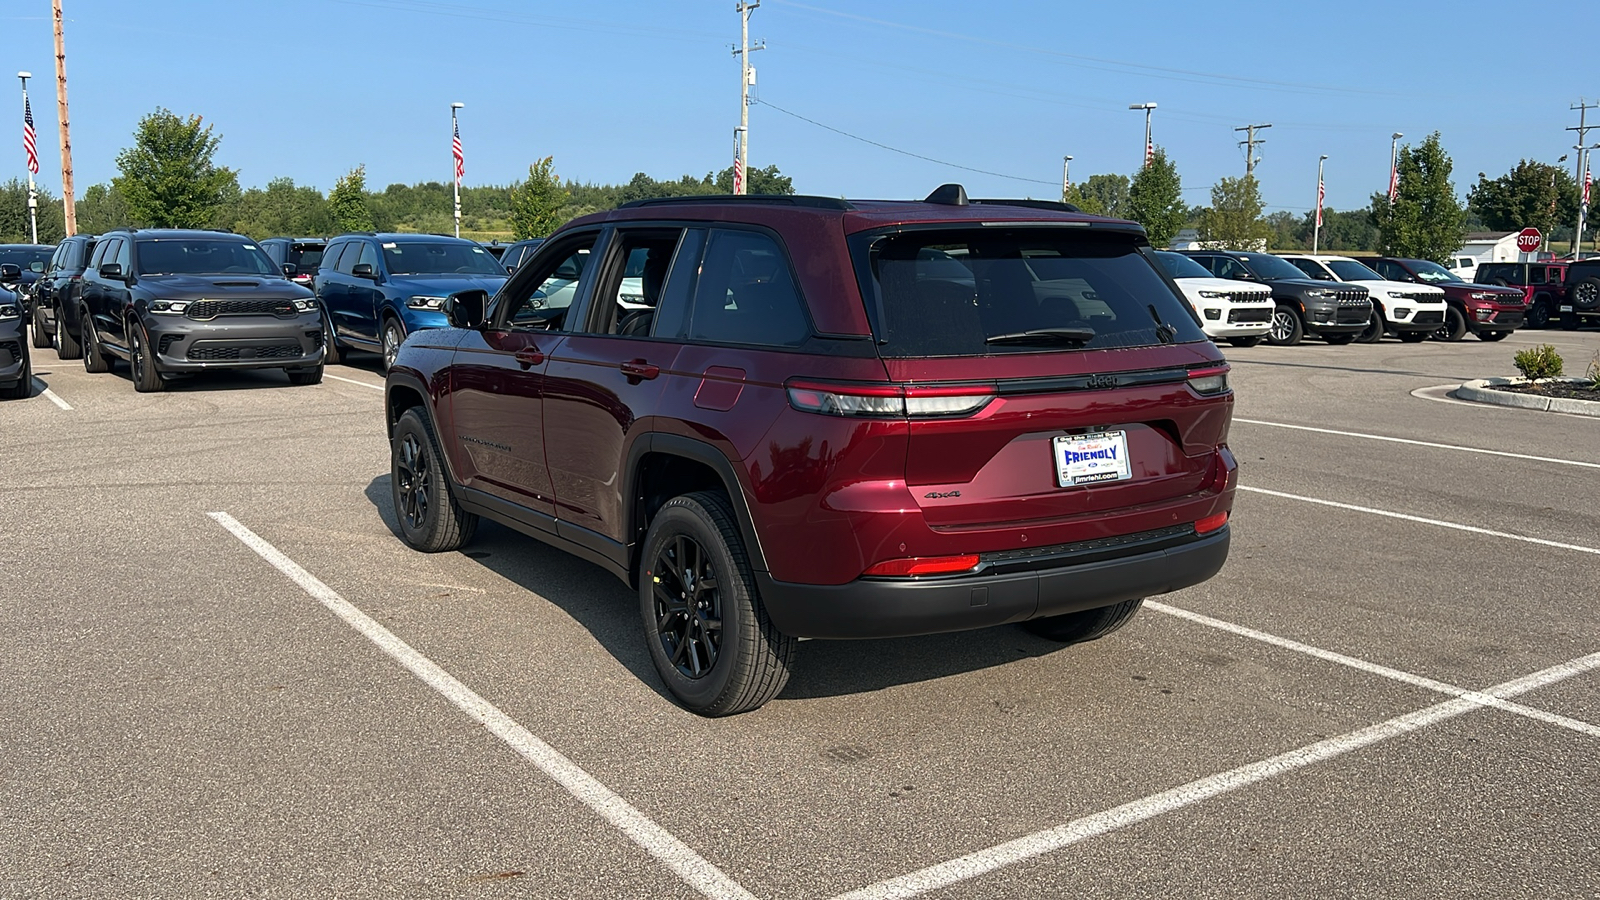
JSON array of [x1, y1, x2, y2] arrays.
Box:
[[286, 364, 324, 386], [1023, 598, 1145, 645], [30, 310, 52, 349], [0, 343, 29, 400], [81, 309, 110, 373], [55, 309, 81, 360], [1572, 277, 1600, 312], [128, 320, 166, 393], [391, 408, 477, 552], [1525, 298, 1551, 329], [321, 310, 342, 365], [1323, 333, 1357, 345], [1398, 331, 1429, 343], [381, 316, 405, 373], [1267, 305, 1303, 346], [640, 491, 796, 717], [1226, 335, 1263, 348], [1356, 310, 1384, 343], [1432, 306, 1468, 342], [1477, 330, 1509, 342]]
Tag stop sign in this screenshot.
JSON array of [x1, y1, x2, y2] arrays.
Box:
[[1516, 227, 1543, 253]]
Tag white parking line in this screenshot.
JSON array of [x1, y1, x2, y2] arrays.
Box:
[[1233, 417, 1600, 470], [207, 512, 756, 900], [324, 372, 384, 391], [1148, 601, 1600, 739], [828, 648, 1600, 900], [32, 378, 72, 410], [1238, 485, 1600, 556]]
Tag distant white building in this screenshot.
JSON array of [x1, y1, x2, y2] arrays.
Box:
[[1458, 232, 1521, 264], [1168, 228, 1267, 252]]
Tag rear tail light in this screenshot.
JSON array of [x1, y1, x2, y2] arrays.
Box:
[[1195, 511, 1229, 535], [786, 380, 994, 419], [863, 554, 981, 577], [1186, 365, 1231, 396]]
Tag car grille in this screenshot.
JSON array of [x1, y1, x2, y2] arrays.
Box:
[[1229, 291, 1271, 304], [1395, 291, 1442, 303], [1412, 311, 1444, 325], [185, 299, 298, 320], [187, 343, 303, 361], [158, 333, 181, 355], [1228, 308, 1272, 323], [0, 340, 20, 367], [1335, 290, 1368, 307]]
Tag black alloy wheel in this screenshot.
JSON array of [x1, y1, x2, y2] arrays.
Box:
[[651, 534, 724, 680], [1432, 306, 1468, 342], [81, 309, 110, 373], [30, 309, 52, 349], [390, 408, 476, 552], [1525, 299, 1551, 329], [129, 322, 165, 393], [396, 432, 432, 533], [1356, 310, 1384, 343]]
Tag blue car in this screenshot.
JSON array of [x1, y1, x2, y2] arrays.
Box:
[[314, 233, 508, 370]]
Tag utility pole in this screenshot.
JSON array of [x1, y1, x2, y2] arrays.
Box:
[[1061, 155, 1072, 203], [1312, 155, 1328, 255], [1129, 103, 1156, 167], [17, 72, 37, 244], [1569, 100, 1597, 257], [1235, 123, 1272, 177], [732, 1, 763, 195], [53, 0, 75, 236]]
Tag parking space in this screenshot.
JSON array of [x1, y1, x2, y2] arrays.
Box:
[[4, 331, 1599, 898]]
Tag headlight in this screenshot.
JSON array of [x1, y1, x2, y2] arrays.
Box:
[[407, 295, 446, 310], [149, 299, 190, 315], [293, 298, 318, 312], [1387, 291, 1407, 299], [0, 303, 19, 319], [1305, 289, 1332, 300], [1198, 290, 1229, 299]]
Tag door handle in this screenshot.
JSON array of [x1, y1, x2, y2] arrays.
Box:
[[620, 359, 659, 380], [514, 348, 545, 369]]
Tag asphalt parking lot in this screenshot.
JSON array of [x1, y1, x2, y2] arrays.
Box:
[[3, 330, 1599, 899]]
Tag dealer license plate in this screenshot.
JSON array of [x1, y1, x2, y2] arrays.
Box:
[[1053, 431, 1132, 487]]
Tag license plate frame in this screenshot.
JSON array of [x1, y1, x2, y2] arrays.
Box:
[[1053, 430, 1132, 487]]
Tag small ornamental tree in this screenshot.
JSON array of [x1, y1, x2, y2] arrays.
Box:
[[1198, 175, 1271, 249], [328, 165, 375, 233], [510, 156, 569, 239], [1127, 149, 1185, 248]]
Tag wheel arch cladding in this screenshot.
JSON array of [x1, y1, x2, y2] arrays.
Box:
[[628, 435, 770, 578]]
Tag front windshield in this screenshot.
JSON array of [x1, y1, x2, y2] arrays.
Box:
[[1154, 251, 1213, 279], [135, 240, 279, 276], [1236, 252, 1311, 281], [1408, 260, 1462, 284], [1327, 259, 1384, 281], [382, 241, 506, 276]]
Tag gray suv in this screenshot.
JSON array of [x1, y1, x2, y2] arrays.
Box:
[[1178, 250, 1372, 346]]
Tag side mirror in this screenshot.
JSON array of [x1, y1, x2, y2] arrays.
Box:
[[29, 261, 46, 274], [504, 264, 516, 274], [352, 263, 376, 279], [282, 263, 298, 277], [0, 263, 19, 281], [443, 289, 488, 329], [98, 262, 123, 280]]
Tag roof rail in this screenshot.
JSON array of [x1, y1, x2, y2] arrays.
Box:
[[970, 198, 1083, 214], [618, 194, 855, 211]]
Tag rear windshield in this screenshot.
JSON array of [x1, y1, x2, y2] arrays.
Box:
[[0, 247, 52, 268], [1154, 250, 1213, 279], [382, 241, 505, 276], [135, 239, 278, 276], [851, 228, 1207, 356], [286, 244, 325, 269]]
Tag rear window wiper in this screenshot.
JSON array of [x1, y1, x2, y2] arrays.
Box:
[[985, 327, 1096, 345], [1146, 304, 1178, 344]]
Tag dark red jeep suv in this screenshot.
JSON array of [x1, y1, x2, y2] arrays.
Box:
[[383, 186, 1237, 715]]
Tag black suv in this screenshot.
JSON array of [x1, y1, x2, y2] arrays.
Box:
[[30, 233, 98, 359], [0, 244, 54, 322], [1, 268, 30, 400], [78, 229, 324, 392], [1563, 260, 1600, 329], [1178, 250, 1371, 345], [258, 237, 327, 289], [495, 238, 545, 273]]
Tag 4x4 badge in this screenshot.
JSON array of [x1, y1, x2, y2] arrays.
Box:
[[924, 490, 961, 499]]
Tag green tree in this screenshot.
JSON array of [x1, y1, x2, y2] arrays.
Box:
[[1369, 132, 1467, 264], [1292, 208, 1379, 253], [1467, 160, 1578, 237], [328, 165, 375, 233], [1197, 175, 1270, 249], [1069, 173, 1130, 218], [75, 182, 130, 234], [111, 108, 239, 228], [0, 179, 67, 244], [714, 163, 794, 195], [1127, 149, 1185, 247], [227, 177, 331, 239], [510, 157, 569, 239]]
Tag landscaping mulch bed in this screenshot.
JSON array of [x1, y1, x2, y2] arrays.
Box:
[[1494, 381, 1600, 402]]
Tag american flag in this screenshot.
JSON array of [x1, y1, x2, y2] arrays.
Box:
[[22, 95, 38, 175], [1144, 139, 1154, 168], [1387, 162, 1398, 204], [451, 117, 464, 182], [1584, 166, 1592, 212], [1315, 177, 1325, 229]]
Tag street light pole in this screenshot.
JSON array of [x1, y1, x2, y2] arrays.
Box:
[[450, 102, 463, 239], [18, 71, 38, 244], [1061, 155, 1072, 203], [1387, 132, 1403, 206], [1313, 155, 1328, 255], [1129, 103, 1156, 167]]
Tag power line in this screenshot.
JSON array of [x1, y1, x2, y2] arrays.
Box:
[[755, 99, 1057, 186]]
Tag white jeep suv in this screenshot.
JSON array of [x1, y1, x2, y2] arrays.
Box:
[[1153, 251, 1274, 347], [1278, 254, 1446, 343]]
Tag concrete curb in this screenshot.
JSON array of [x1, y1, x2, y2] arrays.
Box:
[[1457, 377, 1600, 417]]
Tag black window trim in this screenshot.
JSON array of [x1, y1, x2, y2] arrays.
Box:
[[488, 227, 606, 333]]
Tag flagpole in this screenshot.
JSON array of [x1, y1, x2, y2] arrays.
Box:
[[450, 101, 463, 240], [1313, 155, 1327, 255], [18, 71, 38, 244]]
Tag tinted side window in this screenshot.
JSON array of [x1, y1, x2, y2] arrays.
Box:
[[323, 242, 351, 274], [496, 235, 599, 332], [355, 242, 380, 273], [1530, 267, 1545, 284], [336, 242, 364, 274], [1286, 258, 1326, 280], [1211, 257, 1250, 281], [114, 240, 132, 270], [88, 238, 114, 269], [688, 229, 809, 347], [48, 244, 66, 272], [651, 229, 706, 340], [587, 228, 686, 337]]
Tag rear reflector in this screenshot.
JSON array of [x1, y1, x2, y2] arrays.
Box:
[[863, 554, 982, 577], [1195, 512, 1229, 535]]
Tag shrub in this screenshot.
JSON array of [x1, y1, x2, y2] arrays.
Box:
[[1586, 352, 1600, 390], [1512, 344, 1563, 381]]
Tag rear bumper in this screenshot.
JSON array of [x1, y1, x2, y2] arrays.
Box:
[[756, 526, 1229, 639]]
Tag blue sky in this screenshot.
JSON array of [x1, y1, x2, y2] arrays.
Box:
[[3, 0, 1588, 216]]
